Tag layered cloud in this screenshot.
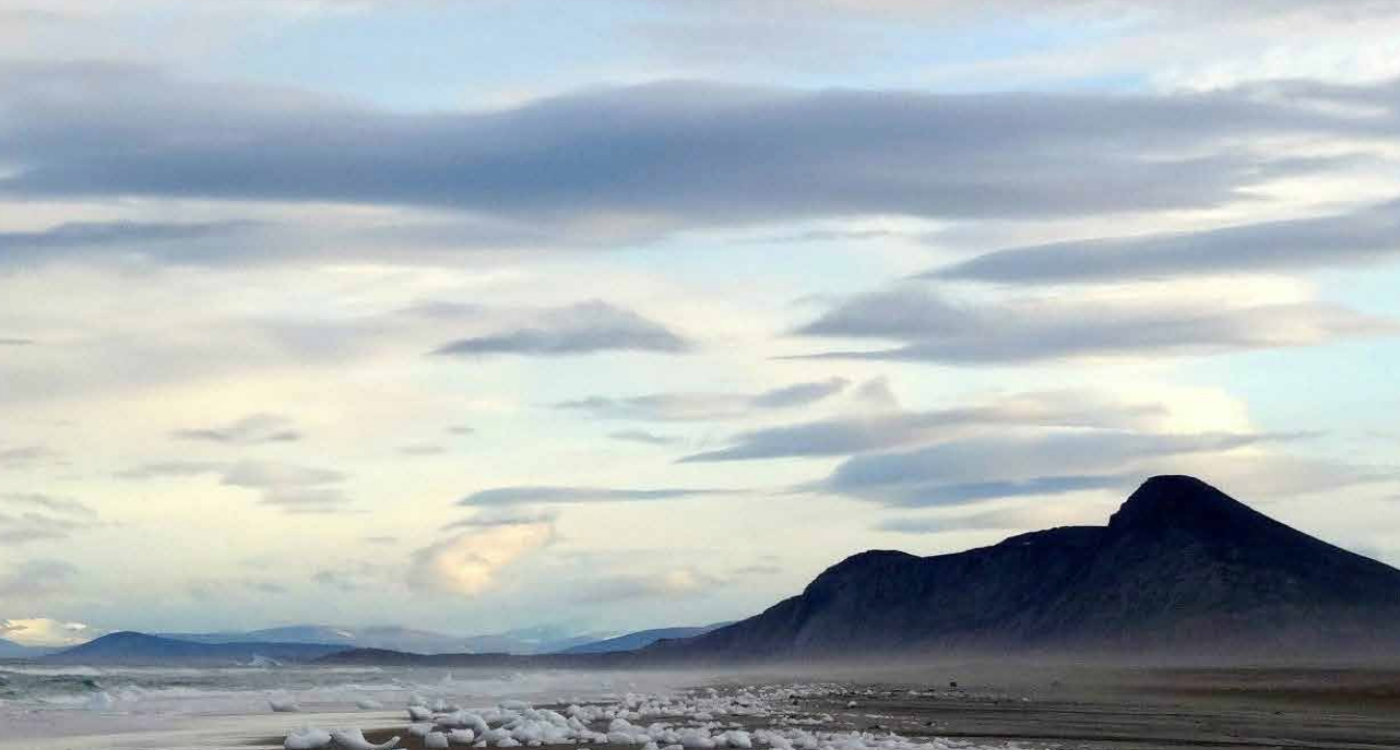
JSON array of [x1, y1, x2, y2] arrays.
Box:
[[0, 617, 101, 647], [432, 301, 690, 357], [1, 64, 1395, 251], [172, 413, 303, 445], [931, 200, 1400, 284], [555, 378, 849, 421], [460, 486, 723, 508], [794, 284, 1395, 363], [680, 389, 1164, 462], [815, 429, 1349, 507], [119, 459, 352, 513]]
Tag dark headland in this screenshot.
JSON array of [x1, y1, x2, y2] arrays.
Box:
[[320, 475, 1400, 667]]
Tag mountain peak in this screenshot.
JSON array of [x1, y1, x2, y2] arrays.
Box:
[[1108, 474, 1249, 533]]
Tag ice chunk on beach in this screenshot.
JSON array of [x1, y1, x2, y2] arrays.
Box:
[[357, 698, 384, 710], [270, 697, 303, 713], [285, 728, 333, 750], [410, 723, 435, 737], [448, 729, 476, 745], [426, 732, 451, 749], [410, 705, 435, 721], [330, 728, 400, 750]]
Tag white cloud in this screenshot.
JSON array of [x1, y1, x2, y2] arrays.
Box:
[[407, 521, 556, 596]]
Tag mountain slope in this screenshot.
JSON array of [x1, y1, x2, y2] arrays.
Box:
[[41, 632, 348, 665], [658, 476, 1400, 661], [562, 623, 732, 654]]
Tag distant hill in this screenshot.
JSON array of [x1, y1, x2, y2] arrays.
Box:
[[652, 476, 1400, 662], [159, 624, 474, 654], [0, 637, 53, 659], [562, 623, 732, 654], [41, 632, 348, 665]]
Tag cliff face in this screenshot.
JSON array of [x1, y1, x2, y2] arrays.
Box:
[[661, 476, 1400, 660]]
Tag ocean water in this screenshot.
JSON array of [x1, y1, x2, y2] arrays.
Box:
[[0, 662, 678, 749]]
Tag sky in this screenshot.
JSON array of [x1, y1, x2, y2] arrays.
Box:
[[4, 0, 1400, 647]]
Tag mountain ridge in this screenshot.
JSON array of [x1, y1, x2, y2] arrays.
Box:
[[651, 475, 1400, 661]]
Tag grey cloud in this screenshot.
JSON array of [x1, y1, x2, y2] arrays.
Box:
[[171, 413, 303, 445], [819, 430, 1311, 506], [679, 390, 1165, 462], [398, 443, 447, 456], [0, 559, 77, 599], [555, 377, 849, 421], [1, 63, 1392, 240], [0, 338, 34, 346], [442, 508, 560, 531], [0, 493, 93, 517], [432, 301, 691, 356], [931, 199, 1400, 284], [794, 285, 1396, 363], [460, 486, 724, 507], [447, 425, 477, 436], [0, 511, 96, 544], [119, 459, 351, 513], [609, 429, 681, 446], [0, 220, 254, 265], [0, 445, 59, 469], [877, 502, 1108, 534]]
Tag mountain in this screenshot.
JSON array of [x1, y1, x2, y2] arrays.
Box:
[[562, 623, 733, 654], [655, 476, 1400, 661], [158, 625, 478, 654], [41, 632, 349, 665], [460, 626, 616, 655], [0, 637, 53, 659]]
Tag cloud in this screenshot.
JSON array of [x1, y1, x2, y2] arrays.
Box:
[[0, 511, 97, 544], [1, 492, 94, 516], [407, 521, 556, 596], [680, 389, 1165, 462], [432, 301, 691, 356], [794, 284, 1395, 363], [571, 567, 722, 603], [459, 486, 724, 507], [0, 63, 1391, 244], [930, 199, 1400, 284], [877, 502, 1109, 534], [442, 507, 560, 531], [398, 443, 446, 456], [0, 220, 253, 265], [555, 377, 849, 421], [817, 430, 1316, 506], [119, 459, 352, 513], [171, 413, 303, 445], [608, 429, 681, 446], [0, 617, 102, 647], [0, 445, 59, 469], [0, 559, 77, 600], [0, 338, 34, 346]]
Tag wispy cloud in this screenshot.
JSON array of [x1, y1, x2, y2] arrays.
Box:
[[556, 378, 849, 421], [929, 199, 1400, 284], [794, 284, 1395, 363], [171, 413, 302, 445], [432, 301, 691, 357], [0, 559, 77, 600], [460, 486, 725, 507]]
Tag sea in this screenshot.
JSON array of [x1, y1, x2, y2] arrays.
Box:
[[0, 661, 677, 749]]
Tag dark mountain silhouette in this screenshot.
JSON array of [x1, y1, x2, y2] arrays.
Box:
[[41, 632, 348, 665], [652, 475, 1400, 661]]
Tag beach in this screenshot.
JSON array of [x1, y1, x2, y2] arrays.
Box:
[[9, 663, 1400, 750]]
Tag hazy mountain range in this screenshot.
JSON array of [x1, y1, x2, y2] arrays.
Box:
[[25, 475, 1400, 666]]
